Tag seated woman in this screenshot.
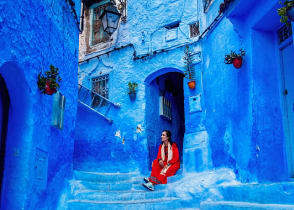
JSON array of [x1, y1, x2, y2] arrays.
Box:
[[143, 130, 180, 191]]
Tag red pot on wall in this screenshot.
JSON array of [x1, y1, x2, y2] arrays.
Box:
[[232, 57, 243, 69], [45, 81, 57, 95], [188, 80, 196, 89]]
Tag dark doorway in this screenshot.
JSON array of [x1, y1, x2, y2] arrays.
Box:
[[145, 71, 185, 171], [0, 74, 9, 207]]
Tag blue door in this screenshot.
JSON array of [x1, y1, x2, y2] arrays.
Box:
[[0, 75, 9, 206], [280, 41, 294, 177]]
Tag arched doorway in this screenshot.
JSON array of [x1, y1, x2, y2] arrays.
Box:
[[145, 68, 185, 170], [0, 62, 33, 209], [0, 74, 9, 207]]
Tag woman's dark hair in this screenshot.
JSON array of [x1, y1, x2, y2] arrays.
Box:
[[162, 130, 173, 144]]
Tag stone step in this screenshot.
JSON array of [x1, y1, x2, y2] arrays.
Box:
[[74, 170, 139, 183], [73, 189, 176, 201], [200, 201, 294, 210], [71, 180, 136, 192], [71, 179, 170, 192], [67, 197, 182, 210], [167, 173, 183, 183], [218, 182, 294, 205]]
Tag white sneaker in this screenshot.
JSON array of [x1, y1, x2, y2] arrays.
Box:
[[142, 182, 154, 191]]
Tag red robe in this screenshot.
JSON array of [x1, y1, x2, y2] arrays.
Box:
[[149, 143, 180, 184]]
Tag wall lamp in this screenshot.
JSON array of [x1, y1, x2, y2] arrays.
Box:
[[82, 0, 127, 36]]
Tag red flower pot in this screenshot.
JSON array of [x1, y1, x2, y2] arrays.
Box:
[[188, 80, 196, 89], [232, 57, 243, 69], [45, 81, 57, 95]]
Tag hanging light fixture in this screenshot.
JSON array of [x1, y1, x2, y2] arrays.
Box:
[[99, 2, 122, 36]]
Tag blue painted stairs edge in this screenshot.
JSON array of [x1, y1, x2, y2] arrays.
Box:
[[63, 169, 294, 209], [200, 201, 294, 210], [65, 170, 198, 210]]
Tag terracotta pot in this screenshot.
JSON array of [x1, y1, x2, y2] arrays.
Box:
[[45, 81, 57, 95], [287, 6, 294, 21], [188, 80, 196, 89], [232, 57, 243, 69]]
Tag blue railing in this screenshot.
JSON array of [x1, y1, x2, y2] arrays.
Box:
[[78, 84, 120, 123]]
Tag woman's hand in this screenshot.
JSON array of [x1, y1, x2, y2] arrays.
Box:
[[159, 159, 164, 168]]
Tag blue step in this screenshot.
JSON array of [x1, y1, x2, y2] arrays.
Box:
[[167, 173, 183, 183], [71, 180, 135, 191], [74, 170, 139, 183], [67, 197, 181, 210], [72, 190, 176, 201], [200, 201, 294, 210], [218, 182, 294, 205]]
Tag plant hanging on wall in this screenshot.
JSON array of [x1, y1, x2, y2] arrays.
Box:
[[278, 0, 294, 25], [128, 82, 138, 100], [183, 45, 196, 89], [37, 65, 62, 95], [224, 49, 246, 69]]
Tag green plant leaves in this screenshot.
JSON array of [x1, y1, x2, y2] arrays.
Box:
[[37, 65, 62, 94]]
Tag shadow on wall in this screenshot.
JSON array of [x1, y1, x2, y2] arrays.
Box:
[[0, 61, 33, 210]]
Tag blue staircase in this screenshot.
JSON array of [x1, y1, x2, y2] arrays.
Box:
[[65, 170, 194, 210], [200, 182, 294, 210]]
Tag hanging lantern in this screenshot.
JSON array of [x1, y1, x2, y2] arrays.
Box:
[[99, 4, 121, 36]]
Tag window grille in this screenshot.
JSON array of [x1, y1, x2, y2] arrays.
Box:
[[190, 21, 200, 38], [92, 3, 111, 45], [278, 23, 292, 44], [159, 96, 172, 121], [92, 74, 109, 106], [203, 0, 213, 12]]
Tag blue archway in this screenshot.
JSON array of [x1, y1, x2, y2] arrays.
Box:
[[0, 62, 33, 209], [144, 67, 185, 171], [144, 67, 184, 85]]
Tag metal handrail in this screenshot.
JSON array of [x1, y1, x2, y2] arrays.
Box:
[[78, 84, 120, 107], [78, 84, 120, 123]]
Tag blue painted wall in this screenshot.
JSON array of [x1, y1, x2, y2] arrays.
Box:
[[77, 0, 294, 186], [0, 0, 80, 209]]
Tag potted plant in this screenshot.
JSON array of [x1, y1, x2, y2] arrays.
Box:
[[278, 0, 294, 25], [128, 82, 138, 100], [183, 45, 196, 89], [37, 65, 62, 95], [224, 49, 246, 69]]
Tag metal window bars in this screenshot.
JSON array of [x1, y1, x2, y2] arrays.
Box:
[[78, 84, 120, 123], [159, 96, 172, 121], [278, 23, 292, 44], [190, 21, 200, 38]]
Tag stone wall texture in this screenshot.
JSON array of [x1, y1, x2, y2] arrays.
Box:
[[77, 0, 294, 185], [0, 0, 80, 209]]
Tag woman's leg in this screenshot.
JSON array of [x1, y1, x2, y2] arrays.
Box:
[[165, 163, 180, 178], [149, 160, 164, 184]]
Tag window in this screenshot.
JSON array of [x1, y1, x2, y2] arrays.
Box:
[[189, 21, 200, 38], [91, 2, 111, 45], [91, 74, 109, 107], [92, 74, 109, 98], [159, 96, 172, 121], [278, 23, 292, 44], [203, 0, 213, 12]]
